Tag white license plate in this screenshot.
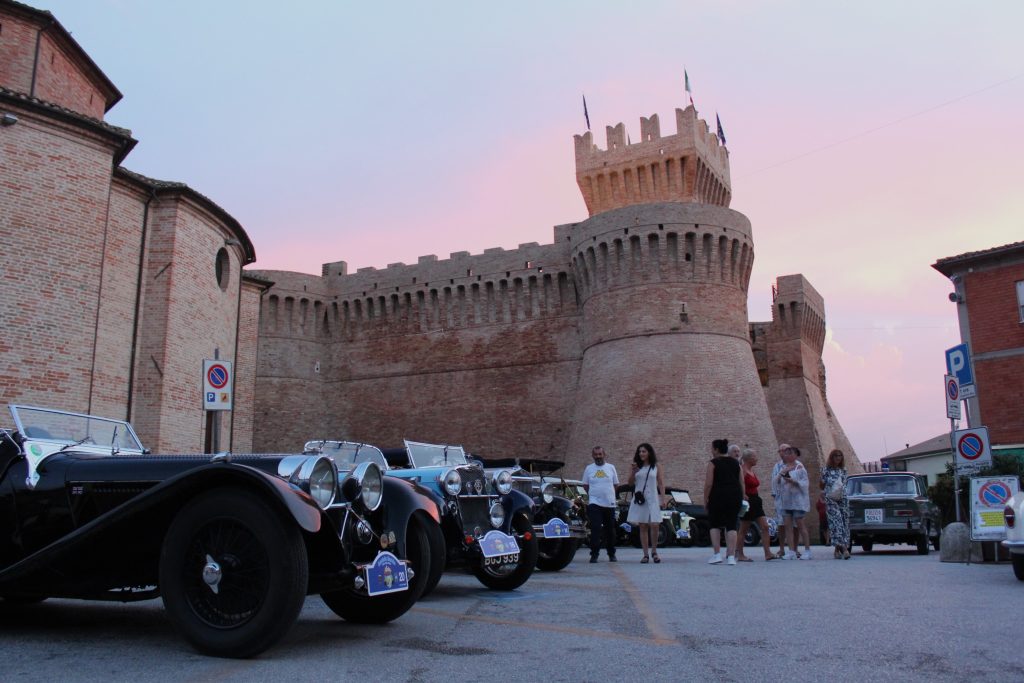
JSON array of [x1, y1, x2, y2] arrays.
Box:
[[865, 508, 883, 523]]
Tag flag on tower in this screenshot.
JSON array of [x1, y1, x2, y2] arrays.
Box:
[[716, 113, 726, 146], [684, 70, 693, 105], [582, 94, 591, 131]]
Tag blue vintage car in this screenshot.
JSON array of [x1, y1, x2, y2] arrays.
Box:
[[304, 440, 538, 592]]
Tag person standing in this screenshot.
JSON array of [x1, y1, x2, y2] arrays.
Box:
[[820, 449, 851, 559], [704, 439, 744, 566], [581, 446, 619, 563], [736, 448, 775, 561], [627, 443, 664, 563], [773, 444, 810, 560], [770, 449, 788, 558]]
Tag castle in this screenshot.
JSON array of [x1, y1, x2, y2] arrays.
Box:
[[0, 0, 858, 522], [250, 108, 860, 499]]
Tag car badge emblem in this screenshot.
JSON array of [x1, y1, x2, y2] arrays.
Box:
[[388, 531, 397, 546], [380, 534, 389, 549]]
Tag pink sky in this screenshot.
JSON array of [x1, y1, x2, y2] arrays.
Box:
[[40, 0, 1024, 462]]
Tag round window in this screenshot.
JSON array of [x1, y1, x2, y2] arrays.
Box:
[[215, 247, 230, 290]]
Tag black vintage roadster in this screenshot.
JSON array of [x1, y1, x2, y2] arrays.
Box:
[[0, 406, 440, 658]]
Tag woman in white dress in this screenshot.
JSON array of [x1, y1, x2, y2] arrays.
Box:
[[627, 443, 665, 563]]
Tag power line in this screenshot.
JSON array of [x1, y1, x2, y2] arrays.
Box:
[[742, 71, 1024, 177]]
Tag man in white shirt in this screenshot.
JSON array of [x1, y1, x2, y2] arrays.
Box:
[[581, 446, 619, 563]]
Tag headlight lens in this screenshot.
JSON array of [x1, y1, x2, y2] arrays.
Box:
[[494, 470, 513, 495], [296, 455, 336, 509], [359, 462, 383, 511], [489, 502, 505, 528], [443, 469, 462, 496], [542, 484, 555, 504]]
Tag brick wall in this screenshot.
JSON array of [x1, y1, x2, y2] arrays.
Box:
[[0, 9, 38, 96], [964, 264, 1024, 355], [0, 105, 117, 416]]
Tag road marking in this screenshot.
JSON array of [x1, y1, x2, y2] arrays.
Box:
[[609, 563, 677, 645], [410, 606, 676, 647]]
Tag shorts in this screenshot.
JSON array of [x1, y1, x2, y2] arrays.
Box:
[[741, 494, 765, 522], [780, 509, 806, 520]]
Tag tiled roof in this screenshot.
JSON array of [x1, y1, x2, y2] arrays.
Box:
[[933, 240, 1024, 276], [881, 433, 951, 461], [115, 168, 256, 265], [0, 86, 135, 162]]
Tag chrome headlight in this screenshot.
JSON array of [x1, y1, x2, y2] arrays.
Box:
[[542, 484, 555, 504], [443, 469, 462, 496], [286, 455, 337, 509], [494, 470, 513, 495], [489, 502, 505, 528], [345, 461, 384, 511]]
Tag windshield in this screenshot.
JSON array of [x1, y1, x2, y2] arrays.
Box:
[[405, 440, 469, 468], [847, 476, 917, 496], [10, 405, 145, 453], [304, 441, 387, 470], [671, 491, 693, 504]]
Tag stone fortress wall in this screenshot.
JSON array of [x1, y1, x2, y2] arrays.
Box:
[[252, 105, 861, 520]]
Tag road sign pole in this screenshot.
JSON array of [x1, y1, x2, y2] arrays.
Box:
[[950, 418, 960, 523], [212, 348, 220, 453]]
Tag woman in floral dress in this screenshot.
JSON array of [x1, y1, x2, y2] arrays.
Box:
[[820, 449, 851, 559]]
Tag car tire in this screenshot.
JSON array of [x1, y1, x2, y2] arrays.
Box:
[[0, 594, 47, 606], [321, 515, 430, 623], [861, 541, 873, 553], [159, 488, 308, 659], [916, 533, 930, 555], [420, 515, 446, 597], [744, 525, 761, 548], [537, 538, 578, 572], [931, 533, 941, 551], [657, 521, 671, 548], [694, 520, 712, 547], [472, 515, 538, 591], [1012, 554, 1024, 582], [630, 528, 643, 548]]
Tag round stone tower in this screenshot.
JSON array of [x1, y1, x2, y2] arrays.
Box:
[[564, 106, 778, 493]]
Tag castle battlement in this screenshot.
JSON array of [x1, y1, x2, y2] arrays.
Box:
[[573, 105, 731, 216]]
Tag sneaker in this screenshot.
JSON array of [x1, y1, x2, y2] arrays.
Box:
[[589, 555, 598, 564], [708, 552, 723, 564], [782, 550, 798, 560], [726, 556, 737, 566], [799, 549, 813, 561], [609, 555, 617, 562]]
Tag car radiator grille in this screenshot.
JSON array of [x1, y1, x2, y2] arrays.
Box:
[[458, 496, 493, 533]]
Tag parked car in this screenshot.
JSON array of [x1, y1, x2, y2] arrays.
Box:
[[0, 406, 440, 658], [662, 488, 777, 548], [1002, 492, 1024, 581], [477, 457, 588, 572], [847, 472, 942, 554], [312, 440, 537, 592]]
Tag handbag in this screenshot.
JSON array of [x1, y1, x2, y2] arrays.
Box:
[[633, 466, 652, 505], [826, 478, 845, 501]]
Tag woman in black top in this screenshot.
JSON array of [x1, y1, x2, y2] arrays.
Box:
[[703, 438, 745, 565]]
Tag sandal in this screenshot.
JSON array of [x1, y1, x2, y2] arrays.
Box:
[[737, 556, 753, 562], [764, 555, 777, 561], [652, 554, 661, 563], [641, 555, 650, 564]]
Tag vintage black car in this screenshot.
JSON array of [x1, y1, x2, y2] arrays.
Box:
[[478, 457, 588, 572], [308, 440, 537, 592], [847, 472, 942, 554], [0, 406, 440, 658]]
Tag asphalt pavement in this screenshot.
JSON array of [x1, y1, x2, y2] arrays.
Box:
[[0, 544, 1019, 682]]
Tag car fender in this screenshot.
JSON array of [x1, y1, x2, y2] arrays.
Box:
[[378, 476, 442, 556], [502, 489, 534, 526]]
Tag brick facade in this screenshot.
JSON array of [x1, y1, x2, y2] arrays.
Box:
[[934, 244, 1024, 445]]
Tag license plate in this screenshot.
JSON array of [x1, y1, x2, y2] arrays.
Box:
[[483, 552, 520, 566], [865, 508, 883, 523], [363, 551, 410, 596], [479, 530, 520, 558]]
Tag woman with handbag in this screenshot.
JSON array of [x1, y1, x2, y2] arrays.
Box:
[[627, 443, 664, 563], [820, 449, 851, 559]]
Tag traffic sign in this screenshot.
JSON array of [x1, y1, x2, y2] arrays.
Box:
[[202, 359, 233, 411], [944, 374, 961, 420], [953, 426, 991, 471], [970, 476, 1020, 541], [945, 343, 976, 399]]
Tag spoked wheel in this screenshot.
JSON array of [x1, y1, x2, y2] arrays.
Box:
[[160, 488, 308, 658], [472, 516, 538, 590], [321, 515, 432, 623], [536, 537, 578, 572]]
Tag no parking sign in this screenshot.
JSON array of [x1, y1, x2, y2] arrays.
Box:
[[203, 359, 233, 411], [970, 476, 1019, 541], [953, 426, 991, 472]]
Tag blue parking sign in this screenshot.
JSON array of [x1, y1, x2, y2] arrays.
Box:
[[945, 344, 975, 398], [206, 392, 215, 403]]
